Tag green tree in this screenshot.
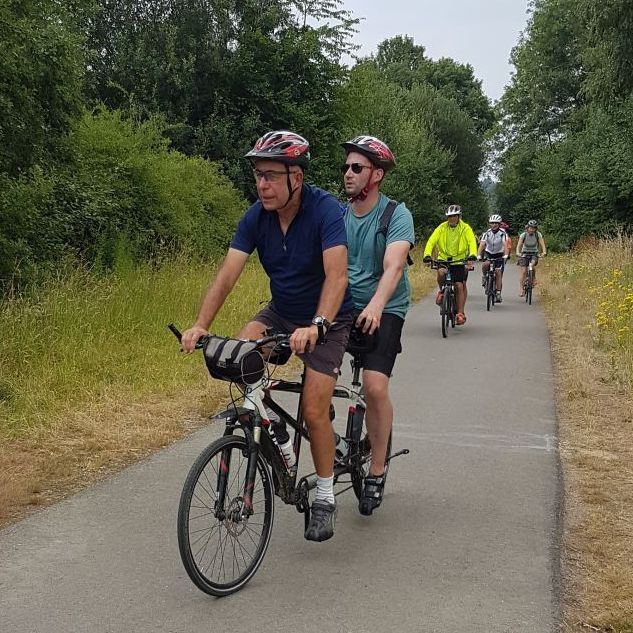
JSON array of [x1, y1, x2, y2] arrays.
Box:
[[85, 0, 358, 195], [0, 0, 89, 175]]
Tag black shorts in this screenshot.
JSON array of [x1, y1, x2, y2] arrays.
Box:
[[358, 313, 404, 377], [484, 252, 505, 271], [252, 304, 352, 379], [447, 264, 467, 283]]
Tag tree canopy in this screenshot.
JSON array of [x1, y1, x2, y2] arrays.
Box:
[[496, 0, 633, 246], [1, 1, 493, 291]]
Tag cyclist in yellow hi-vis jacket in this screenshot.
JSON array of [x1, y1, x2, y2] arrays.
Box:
[[423, 205, 478, 325]]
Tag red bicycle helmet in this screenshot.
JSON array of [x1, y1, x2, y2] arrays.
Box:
[[341, 135, 396, 171], [245, 130, 310, 169]]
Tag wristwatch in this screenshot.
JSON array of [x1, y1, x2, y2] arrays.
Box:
[[311, 315, 331, 340]]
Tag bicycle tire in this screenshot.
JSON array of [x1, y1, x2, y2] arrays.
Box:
[[349, 386, 368, 498], [177, 434, 274, 597], [487, 273, 496, 311], [349, 400, 393, 500], [441, 288, 450, 338], [449, 289, 456, 328], [525, 269, 532, 304]]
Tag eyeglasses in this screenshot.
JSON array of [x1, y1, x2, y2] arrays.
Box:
[[340, 163, 372, 175], [253, 169, 298, 183]]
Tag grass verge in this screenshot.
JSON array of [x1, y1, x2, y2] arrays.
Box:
[[540, 236, 633, 633], [0, 256, 270, 525], [0, 251, 434, 527]]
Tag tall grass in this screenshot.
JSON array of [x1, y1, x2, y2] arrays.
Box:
[[0, 256, 270, 438], [542, 234, 633, 632], [548, 233, 633, 387], [0, 248, 434, 440]]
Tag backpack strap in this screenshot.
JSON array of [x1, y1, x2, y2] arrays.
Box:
[[374, 199, 414, 277]]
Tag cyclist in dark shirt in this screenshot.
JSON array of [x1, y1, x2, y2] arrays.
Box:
[[181, 131, 353, 542]]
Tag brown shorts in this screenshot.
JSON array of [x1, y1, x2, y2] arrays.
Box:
[[251, 304, 352, 379]]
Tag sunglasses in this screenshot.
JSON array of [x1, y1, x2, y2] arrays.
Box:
[[340, 162, 372, 175]]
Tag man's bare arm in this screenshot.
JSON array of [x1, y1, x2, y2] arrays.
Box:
[[315, 244, 349, 321], [181, 248, 249, 352]]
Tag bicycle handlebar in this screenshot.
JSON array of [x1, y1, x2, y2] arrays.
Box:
[[427, 257, 474, 269], [167, 324, 291, 351]]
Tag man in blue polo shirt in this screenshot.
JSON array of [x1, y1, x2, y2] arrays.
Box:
[[181, 130, 353, 542]]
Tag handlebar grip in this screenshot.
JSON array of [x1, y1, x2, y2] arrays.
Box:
[[168, 323, 182, 342]]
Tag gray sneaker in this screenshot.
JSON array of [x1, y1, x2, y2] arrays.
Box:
[[304, 500, 337, 542], [496, 291, 502, 303]]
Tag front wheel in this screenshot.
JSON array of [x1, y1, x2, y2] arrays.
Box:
[[177, 434, 274, 597], [486, 274, 496, 311], [441, 288, 451, 338], [525, 271, 533, 305]]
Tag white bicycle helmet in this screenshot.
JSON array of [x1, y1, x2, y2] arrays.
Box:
[[445, 204, 462, 216], [489, 214, 502, 223]]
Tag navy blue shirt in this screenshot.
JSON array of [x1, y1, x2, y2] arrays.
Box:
[[231, 184, 353, 323]]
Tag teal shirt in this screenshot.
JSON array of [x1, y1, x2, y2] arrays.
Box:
[[344, 194, 415, 319]]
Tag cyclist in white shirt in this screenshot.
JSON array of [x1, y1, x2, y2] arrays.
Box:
[[477, 214, 510, 302]]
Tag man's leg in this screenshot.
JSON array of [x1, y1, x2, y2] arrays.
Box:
[[302, 367, 338, 542], [301, 367, 337, 480], [455, 281, 466, 314], [364, 370, 392, 476], [482, 260, 490, 286], [357, 313, 403, 516], [236, 321, 268, 339], [436, 269, 446, 304]]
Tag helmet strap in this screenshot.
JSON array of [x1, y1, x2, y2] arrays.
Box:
[[347, 166, 378, 202], [282, 167, 303, 208]]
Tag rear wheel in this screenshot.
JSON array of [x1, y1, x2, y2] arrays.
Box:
[[350, 416, 392, 501], [349, 399, 368, 499], [177, 435, 274, 597], [347, 389, 393, 500]]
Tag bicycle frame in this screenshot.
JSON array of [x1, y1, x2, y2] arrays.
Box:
[[484, 258, 498, 310], [212, 356, 367, 520], [171, 323, 410, 596]]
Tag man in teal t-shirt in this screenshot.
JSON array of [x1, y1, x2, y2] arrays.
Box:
[[341, 135, 415, 517]]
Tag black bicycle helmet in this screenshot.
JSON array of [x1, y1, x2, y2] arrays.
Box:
[[341, 135, 396, 171], [245, 130, 310, 169]]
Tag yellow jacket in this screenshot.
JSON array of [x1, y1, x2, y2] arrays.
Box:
[[423, 220, 478, 261]]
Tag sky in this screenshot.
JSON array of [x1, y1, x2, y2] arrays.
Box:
[[340, 0, 532, 102]]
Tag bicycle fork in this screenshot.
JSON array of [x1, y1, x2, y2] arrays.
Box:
[[213, 418, 260, 524]]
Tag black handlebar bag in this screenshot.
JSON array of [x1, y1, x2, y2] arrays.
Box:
[[203, 336, 266, 385]]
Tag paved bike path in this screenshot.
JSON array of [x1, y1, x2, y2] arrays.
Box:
[[0, 264, 560, 632]]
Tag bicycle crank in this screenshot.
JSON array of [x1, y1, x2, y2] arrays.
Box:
[[385, 448, 410, 463]]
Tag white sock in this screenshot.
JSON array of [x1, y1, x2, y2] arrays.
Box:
[[315, 475, 335, 505]]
